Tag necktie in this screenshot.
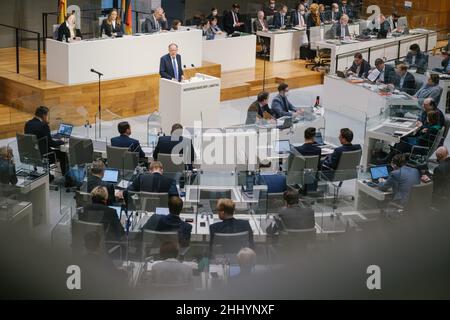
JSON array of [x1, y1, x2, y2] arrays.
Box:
[[172, 57, 179, 81], [343, 6, 346, 14], [281, 15, 284, 26], [282, 97, 288, 111]]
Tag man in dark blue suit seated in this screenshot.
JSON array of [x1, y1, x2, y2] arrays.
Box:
[[159, 43, 184, 82], [142, 196, 192, 248], [321, 128, 361, 170], [271, 83, 302, 119], [209, 199, 254, 250], [111, 121, 146, 159], [127, 161, 178, 196], [258, 160, 287, 193], [153, 123, 195, 168], [295, 127, 322, 157]]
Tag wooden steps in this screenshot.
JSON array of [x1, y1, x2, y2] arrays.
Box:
[[0, 104, 33, 139]]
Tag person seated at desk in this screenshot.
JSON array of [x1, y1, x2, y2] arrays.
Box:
[[327, 3, 341, 23], [370, 58, 397, 85], [224, 4, 245, 34], [263, 0, 278, 17], [152, 123, 195, 167], [339, 0, 353, 20], [0, 146, 17, 186], [331, 14, 351, 39], [171, 19, 182, 31], [79, 186, 125, 242], [143, 7, 168, 33], [347, 52, 371, 78], [404, 44, 428, 71], [57, 13, 81, 42], [142, 196, 192, 248], [258, 160, 287, 193], [111, 121, 145, 159], [232, 247, 257, 278], [100, 9, 124, 38], [271, 83, 302, 119], [159, 43, 184, 82], [85, 160, 119, 206], [275, 190, 316, 231], [245, 91, 275, 124], [209, 198, 254, 250], [321, 128, 361, 170], [294, 127, 322, 157], [432, 147, 450, 211], [376, 15, 391, 39], [254, 10, 269, 32], [387, 13, 400, 32], [24, 106, 68, 177], [205, 17, 223, 40], [127, 161, 178, 197], [433, 51, 450, 74], [319, 4, 327, 23], [306, 3, 322, 29], [414, 74, 443, 106], [273, 4, 289, 29], [394, 64, 417, 96], [377, 154, 421, 206], [291, 3, 307, 28], [416, 98, 445, 129], [207, 7, 220, 21], [150, 241, 194, 287]]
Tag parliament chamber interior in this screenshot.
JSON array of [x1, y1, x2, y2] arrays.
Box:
[[0, 0, 450, 301]]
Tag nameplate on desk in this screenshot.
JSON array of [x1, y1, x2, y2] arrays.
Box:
[[183, 84, 219, 92]]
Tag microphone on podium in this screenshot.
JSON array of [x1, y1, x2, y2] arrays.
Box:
[[90, 69, 103, 76]]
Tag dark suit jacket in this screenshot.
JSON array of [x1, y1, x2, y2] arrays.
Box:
[[127, 172, 178, 196], [100, 20, 124, 37], [349, 59, 371, 78], [418, 109, 445, 128], [306, 14, 321, 28], [209, 217, 254, 249], [375, 64, 397, 84], [143, 14, 168, 33], [395, 72, 416, 95], [290, 11, 307, 27], [332, 23, 350, 38], [278, 206, 315, 230], [246, 101, 274, 121], [295, 143, 322, 157], [326, 10, 341, 22], [271, 94, 296, 118], [339, 5, 353, 19], [57, 22, 82, 42], [110, 134, 145, 159], [433, 158, 450, 205], [0, 159, 17, 185], [159, 53, 183, 82], [223, 11, 243, 34], [142, 213, 192, 247], [152, 135, 194, 165], [79, 203, 125, 241], [378, 166, 420, 205], [322, 143, 361, 170], [260, 173, 287, 194], [86, 175, 115, 205], [253, 18, 269, 32], [405, 51, 428, 70], [273, 12, 287, 29], [24, 118, 64, 155]]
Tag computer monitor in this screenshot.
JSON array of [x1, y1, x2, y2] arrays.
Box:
[[274, 140, 291, 154], [155, 207, 170, 216], [102, 169, 119, 183], [314, 132, 325, 146], [369, 166, 389, 180], [398, 17, 408, 29], [57, 123, 73, 137]]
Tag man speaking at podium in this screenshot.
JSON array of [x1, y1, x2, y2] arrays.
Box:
[[159, 43, 184, 82]]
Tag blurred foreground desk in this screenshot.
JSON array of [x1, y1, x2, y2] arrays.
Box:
[[15, 172, 49, 225], [0, 199, 33, 233]]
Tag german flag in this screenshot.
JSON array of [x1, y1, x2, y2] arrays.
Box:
[[122, 0, 133, 35], [58, 0, 67, 24]]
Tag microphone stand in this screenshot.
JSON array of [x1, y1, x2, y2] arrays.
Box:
[[97, 72, 102, 138]]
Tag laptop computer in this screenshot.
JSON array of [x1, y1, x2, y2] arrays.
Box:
[[274, 140, 291, 154], [369, 165, 389, 182], [336, 70, 347, 78], [314, 132, 326, 146], [102, 169, 120, 183], [52, 123, 73, 139], [155, 207, 170, 216], [277, 116, 293, 130]]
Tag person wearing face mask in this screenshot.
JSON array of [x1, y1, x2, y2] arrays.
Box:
[[291, 3, 307, 28], [207, 7, 221, 27], [57, 13, 82, 42], [319, 4, 327, 23], [263, 0, 278, 17], [339, 0, 353, 20], [271, 83, 303, 119], [273, 4, 289, 29], [327, 3, 341, 23], [224, 4, 245, 34]]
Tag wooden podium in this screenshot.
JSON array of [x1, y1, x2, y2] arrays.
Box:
[[159, 73, 221, 134]]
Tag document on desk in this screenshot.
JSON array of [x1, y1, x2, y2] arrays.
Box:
[[367, 69, 380, 82]]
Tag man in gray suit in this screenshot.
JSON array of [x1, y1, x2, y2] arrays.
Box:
[[331, 14, 351, 39], [271, 83, 302, 119], [143, 7, 168, 33], [378, 154, 421, 206], [150, 241, 194, 287]]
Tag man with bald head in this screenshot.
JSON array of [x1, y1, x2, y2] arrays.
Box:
[[433, 147, 450, 211], [416, 98, 446, 129], [159, 43, 184, 82]]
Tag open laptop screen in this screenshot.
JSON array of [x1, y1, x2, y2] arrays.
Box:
[[102, 169, 119, 183], [58, 123, 73, 137], [370, 166, 389, 180]]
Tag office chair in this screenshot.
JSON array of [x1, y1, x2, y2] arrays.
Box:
[[387, 182, 434, 219], [211, 231, 250, 259], [322, 149, 362, 216], [276, 227, 317, 254], [68, 137, 94, 167], [266, 192, 285, 213], [74, 190, 92, 208], [200, 189, 232, 213], [107, 146, 128, 170], [141, 230, 179, 260], [71, 219, 105, 255], [157, 153, 185, 180], [138, 192, 169, 212], [16, 133, 57, 175], [286, 154, 320, 187]]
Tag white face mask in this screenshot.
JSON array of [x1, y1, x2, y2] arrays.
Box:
[[300, 10, 305, 14], [284, 91, 289, 97]]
